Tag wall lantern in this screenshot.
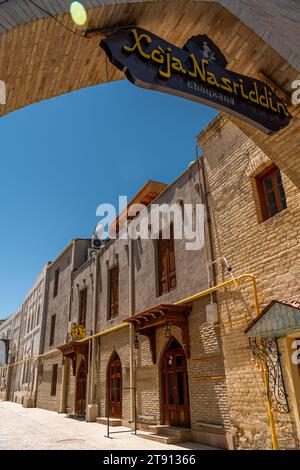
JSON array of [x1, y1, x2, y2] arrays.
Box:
[[134, 335, 139, 350], [70, 1, 87, 26], [165, 322, 172, 339]]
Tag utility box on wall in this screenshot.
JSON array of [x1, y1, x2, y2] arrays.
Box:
[[206, 303, 219, 323]]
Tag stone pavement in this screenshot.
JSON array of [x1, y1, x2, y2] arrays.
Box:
[[0, 401, 215, 450]]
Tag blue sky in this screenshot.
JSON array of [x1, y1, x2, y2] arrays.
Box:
[[0, 80, 217, 319]]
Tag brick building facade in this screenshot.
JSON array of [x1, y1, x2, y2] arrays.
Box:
[[1, 115, 300, 450], [198, 114, 300, 449], [33, 169, 232, 449], [0, 309, 21, 401]]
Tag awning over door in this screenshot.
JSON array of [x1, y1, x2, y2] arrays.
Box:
[[126, 304, 192, 364], [57, 341, 88, 375], [245, 298, 300, 338]]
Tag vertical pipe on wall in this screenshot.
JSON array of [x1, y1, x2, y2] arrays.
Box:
[[86, 251, 100, 421], [128, 237, 135, 423], [196, 144, 216, 291], [91, 252, 99, 404]]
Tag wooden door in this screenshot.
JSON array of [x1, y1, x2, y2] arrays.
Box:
[[75, 360, 87, 414], [108, 352, 122, 419], [162, 338, 190, 427]]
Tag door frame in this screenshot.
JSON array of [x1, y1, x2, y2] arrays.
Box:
[[161, 337, 190, 427], [75, 357, 87, 414], [107, 351, 122, 419]]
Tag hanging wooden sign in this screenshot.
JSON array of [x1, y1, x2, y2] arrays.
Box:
[[100, 27, 291, 134]]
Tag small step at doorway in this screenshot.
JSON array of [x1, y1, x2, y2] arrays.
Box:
[[138, 425, 191, 445], [96, 417, 122, 427]]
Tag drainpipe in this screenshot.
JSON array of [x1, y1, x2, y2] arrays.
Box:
[[196, 145, 216, 294], [175, 274, 280, 450], [39, 264, 51, 356], [36, 263, 51, 407], [87, 252, 100, 421], [128, 236, 135, 424], [91, 252, 99, 403], [58, 246, 76, 414]]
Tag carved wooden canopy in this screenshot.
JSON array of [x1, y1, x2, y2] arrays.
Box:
[[126, 304, 192, 364], [57, 341, 88, 376]]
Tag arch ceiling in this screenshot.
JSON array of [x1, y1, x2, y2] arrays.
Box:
[[1, 1, 299, 70], [0, 0, 300, 187]]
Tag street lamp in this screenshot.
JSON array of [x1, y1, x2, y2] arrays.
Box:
[[165, 322, 172, 339]]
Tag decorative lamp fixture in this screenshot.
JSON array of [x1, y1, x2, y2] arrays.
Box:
[[165, 322, 172, 339], [134, 335, 139, 350], [70, 1, 87, 26]]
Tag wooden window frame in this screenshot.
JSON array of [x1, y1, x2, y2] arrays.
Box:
[[256, 164, 287, 221], [157, 223, 177, 296], [53, 267, 60, 298], [49, 314, 56, 347], [79, 288, 88, 327], [50, 364, 58, 396], [108, 265, 119, 320]]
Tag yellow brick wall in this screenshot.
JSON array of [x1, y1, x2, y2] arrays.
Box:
[[36, 353, 62, 412], [98, 328, 132, 422], [199, 114, 300, 449], [96, 298, 231, 445]]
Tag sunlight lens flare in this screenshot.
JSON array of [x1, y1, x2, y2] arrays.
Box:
[[70, 1, 87, 26]]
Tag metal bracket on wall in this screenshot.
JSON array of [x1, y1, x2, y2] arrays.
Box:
[[249, 336, 290, 414]]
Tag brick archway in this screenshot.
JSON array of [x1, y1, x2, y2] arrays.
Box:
[[0, 1, 299, 187]]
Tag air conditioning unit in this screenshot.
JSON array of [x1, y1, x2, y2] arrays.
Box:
[[91, 237, 101, 249]]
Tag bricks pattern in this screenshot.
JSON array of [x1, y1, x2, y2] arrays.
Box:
[[0, 1, 299, 188], [199, 114, 300, 449], [1, 1, 299, 71], [36, 353, 62, 412]]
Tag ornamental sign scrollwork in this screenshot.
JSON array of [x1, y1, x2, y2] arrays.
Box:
[[249, 337, 290, 414], [71, 324, 86, 341]]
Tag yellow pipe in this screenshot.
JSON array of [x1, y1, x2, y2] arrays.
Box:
[[175, 273, 278, 450], [78, 321, 130, 343], [261, 338, 280, 450], [0, 323, 130, 370], [0, 274, 278, 449], [175, 273, 260, 316]]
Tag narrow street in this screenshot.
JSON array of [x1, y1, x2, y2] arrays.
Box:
[[0, 402, 215, 450]]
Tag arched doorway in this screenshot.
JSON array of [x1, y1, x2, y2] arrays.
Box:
[[107, 352, 122, 419], [75, 359, 87, 414], [161, 338, 190, 427]]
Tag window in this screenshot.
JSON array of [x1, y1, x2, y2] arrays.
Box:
[[157, 224, 177, 296], [53, 268, 60, 298], [79, 288, 87, 327], [36, 305, 40, 326], [256, 165, 287, 221], [51, 364, 58, 396], [49, 314, 56, 346], [109, 265, 119, 319]]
